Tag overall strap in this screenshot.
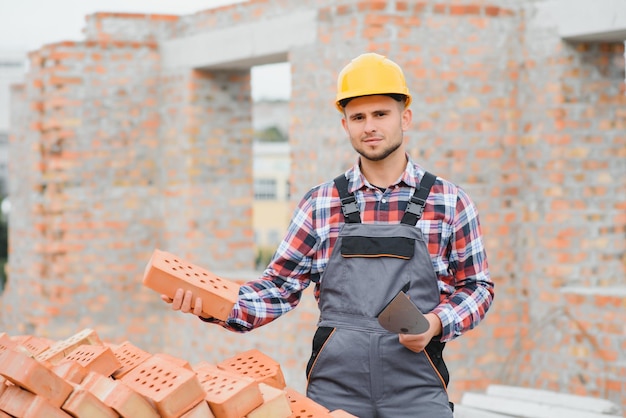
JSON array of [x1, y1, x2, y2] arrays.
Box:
[[333, 174, 361, 223], [401, 171, 436, 226]]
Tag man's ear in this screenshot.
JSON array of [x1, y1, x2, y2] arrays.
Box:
[[341, 116, 348, 133], [401, 108, 412, 131]]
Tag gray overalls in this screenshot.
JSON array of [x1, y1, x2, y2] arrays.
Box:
[[306, 172, 454, 418]]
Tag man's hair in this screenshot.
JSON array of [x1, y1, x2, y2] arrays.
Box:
[[338, 93, 407, 109]]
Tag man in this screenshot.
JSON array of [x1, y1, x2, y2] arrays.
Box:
[[163, 53, 494, 417]]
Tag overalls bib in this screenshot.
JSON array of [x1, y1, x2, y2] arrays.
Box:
[[306, 172, 453, 418]]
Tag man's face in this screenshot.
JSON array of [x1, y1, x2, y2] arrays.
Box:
[[341, 95, 412, 162]]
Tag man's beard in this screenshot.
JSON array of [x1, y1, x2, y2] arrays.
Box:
[[355, 136, 403, 162]]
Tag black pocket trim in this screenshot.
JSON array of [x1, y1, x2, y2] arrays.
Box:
[[340, 236, 415, 259], [425, 339, 449, 389], [306, 326, 334, 380]]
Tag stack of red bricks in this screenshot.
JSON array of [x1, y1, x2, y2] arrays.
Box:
[[0, 329, 355, 417]]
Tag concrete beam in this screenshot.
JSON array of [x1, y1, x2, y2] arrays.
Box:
[[538, 0, 626, 42], [161, 10, 317, 70]]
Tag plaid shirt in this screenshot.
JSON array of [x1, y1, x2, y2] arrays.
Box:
[[218, 155, 494, 342]]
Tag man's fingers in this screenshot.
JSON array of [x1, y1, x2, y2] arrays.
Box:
[[180, 290, 194, 313], [192, 297, 203, 316], [398, 333, 427, 353], [164, 289, 204, 317], [171, 288, 185, 311]]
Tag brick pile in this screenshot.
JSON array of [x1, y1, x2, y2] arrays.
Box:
[[0, 329, 355, 418], [0, 248, 357, 417]]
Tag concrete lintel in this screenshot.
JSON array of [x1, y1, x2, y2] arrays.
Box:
[[539, 0, 626, 42], [560, 286, 626, 296], [161, 9, 317, 70]]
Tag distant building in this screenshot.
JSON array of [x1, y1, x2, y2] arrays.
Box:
[[0, 50, 26, 197], [252, 99, 290, 254], [252, 99, 289, 135]]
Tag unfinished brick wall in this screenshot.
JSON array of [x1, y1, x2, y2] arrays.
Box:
[[5, 37, 168, 345], [3, 0, 625, 410]]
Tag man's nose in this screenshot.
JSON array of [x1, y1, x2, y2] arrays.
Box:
[[363, 117, 377, 133]]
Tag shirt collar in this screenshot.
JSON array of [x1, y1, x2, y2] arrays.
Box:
[[346, 154, 423, 193]]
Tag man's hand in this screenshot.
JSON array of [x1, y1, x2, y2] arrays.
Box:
[[161, 288, 204, 317], [398, 312, 442, 353]]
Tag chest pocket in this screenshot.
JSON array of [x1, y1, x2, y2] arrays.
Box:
[[340, 235, 415, 259]]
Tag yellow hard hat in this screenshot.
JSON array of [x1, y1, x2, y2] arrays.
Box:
[[335, 53, 412, 112]]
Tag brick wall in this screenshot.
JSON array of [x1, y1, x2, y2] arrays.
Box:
[[3, 0, 625, 410]]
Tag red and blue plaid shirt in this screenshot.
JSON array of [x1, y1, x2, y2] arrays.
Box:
[[220, 155, 494, 342]]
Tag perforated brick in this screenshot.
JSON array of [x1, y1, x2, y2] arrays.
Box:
[[0, 334, 17, 354], [285, 387, 332, 418], [79, 371, 116, 397], [52, 360, 89, 384], [0, 376, 7, 398], [64, 344, 121, 377], [121, 355, 205, 418], [26, 397, 73, 418], [36, 328, 103, 365], [0, 385, 72, 418], [217, 349, 286, 389], [0, 384, 33, 417], [111, 340, 153, 379], [153, 351, 193, 370], [247, 383, 291, 418], [181, 400, 216, 418], [195, 361, 263, 418], [142, 248, 240, 321], [0, 349, 73, 408], [9, 335, 30, 345], [62, 388, 118, 418], [19, 335, 52, 357], [80, 372, 159, 418]]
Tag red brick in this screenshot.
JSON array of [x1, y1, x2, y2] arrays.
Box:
[[0, 376, 6, 397], [9, 335, 30, 345], [153, 352, 193, 370], [103, 381, 159, 418], [52, 360, 89, 384], [181, 400, 216, 418], [18, 335, 52, 357], [0, 384, 34, 417], [217, 349, 286, 390], [195, 361, 263, 418], [121, 355, 205, 418], [62, 388, 118, 418], [80, 372, 159, 418], [453, 4, 481, 15], [142, 249, 240, 321], [0, 385, 72, 418], [0, 334, 17, 354], [64, 344, 122, 377], [285, 387, 332, 417], [26, 395, 75, 417], [79, 371, 117, 397], [0, 349, 73, 408], [48, 76, 83, 85], [484, 6, 501, 16], [111, 340, 153, 379], [36, 328, 103, 365], [247, 383, 291, 418]]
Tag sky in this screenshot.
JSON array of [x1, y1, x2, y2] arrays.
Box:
[[0, 0, 290, 100]]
